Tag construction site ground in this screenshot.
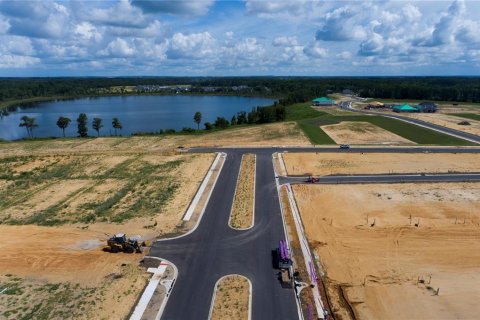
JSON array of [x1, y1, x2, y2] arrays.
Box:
[[292, 182, 480, 320], [283, 152, 480, 176], [0, 138, 218, 319], [320, 121, 415, 145]]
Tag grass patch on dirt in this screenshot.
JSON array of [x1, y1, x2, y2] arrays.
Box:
[[448, 113, 480, 121], [229, 154, 255, 229], [210, 275, 250, 320], [0, 264, 147, 320], [0, 154, 183, 225], [285, 103, 474, 145]]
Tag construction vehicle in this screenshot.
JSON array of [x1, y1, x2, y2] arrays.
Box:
[[107, 233, 144, 253], [274, 240, 294, 288], [306, 176, 320, 183]]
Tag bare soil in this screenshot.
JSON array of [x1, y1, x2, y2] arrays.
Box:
[[230, 154, 255, 229], [320, 121, 414, 145], [293, 183, 480, 320], [402, 113, 480, 136], [210, 275, 250, 320], [283, 152, 480, 176]]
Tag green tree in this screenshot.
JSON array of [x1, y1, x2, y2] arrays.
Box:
[[19, 115, 38, 138], [77, 113, 88, 137], [230, 115, 237, 125], [112, 117, 122, 136], [204, 122, 213, 130], [56, 116, 71, 137], [92, 117, 103, 137], [193, 111, 202, 130], [214, 117, 229, 129]]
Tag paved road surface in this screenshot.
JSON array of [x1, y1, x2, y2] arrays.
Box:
[[150, 147, 479, 319], [280, 173, 480, 185], [150, 151, 299, 320]]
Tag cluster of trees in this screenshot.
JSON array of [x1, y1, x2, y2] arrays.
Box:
[[3, 77, 480, 108], [19, 114, 123, 138], [193, 104, 286, 132]]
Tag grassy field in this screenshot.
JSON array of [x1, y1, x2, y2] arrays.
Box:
[[285, 103, 475, 145], [448, 113, 480, 121]]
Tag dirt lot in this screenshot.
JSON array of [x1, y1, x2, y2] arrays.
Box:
[[230, 154, 255, 229], [283, 152, 480, 176], [0, 138, 216, 319], [210, 275, 250, 320], [293, 183, 480, 320], [402, 113, 480, 136], [320, 121, 414, 145], [0, 122, 309, 158]]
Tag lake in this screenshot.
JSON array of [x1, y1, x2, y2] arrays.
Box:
[[0, 95, 274, 140]]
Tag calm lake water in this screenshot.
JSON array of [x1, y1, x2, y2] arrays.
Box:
[[0, 95, 274, 140]]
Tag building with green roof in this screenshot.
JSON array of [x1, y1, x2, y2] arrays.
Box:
[[392, 104, 418, 113], [312, 97, 335, 106]]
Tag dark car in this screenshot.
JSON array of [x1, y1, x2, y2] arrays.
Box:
[[339, 144, 350, 149]]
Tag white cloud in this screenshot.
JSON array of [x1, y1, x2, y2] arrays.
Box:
[[0, 54, 39, 68], [0, 36, 34, 56], [272, 36, 298, 47], [0, 15, 10, 34], [74, 22, 102, 42], [167, 32, 216, 59], [245, 0, 323, 20], [316, 5, 367, 41], [101, 38, 135, 57], [303, 42, 328, 59], [337, 51, 352, 60]]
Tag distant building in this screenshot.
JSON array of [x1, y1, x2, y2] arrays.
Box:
[[416, 101, 437, 113], [365, 101, 385, 109], [393, 104, 418, 113], [312, 97, 335, 106], [342, 89, 354, 96]]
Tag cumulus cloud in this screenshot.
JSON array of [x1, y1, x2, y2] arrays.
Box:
[[303, 42, 328, 59], [316, 5, 367, 41], [245, 0, 323, 20], [0, 14, 9, 34], [1, 1, 70, 39], [131, 0, 214, 15], [74, 22, 102, 42], [101, 38, 135, 57], [272, 36, 298, 47], [80, 0, 148, 28], [167, 32, 216, 59]]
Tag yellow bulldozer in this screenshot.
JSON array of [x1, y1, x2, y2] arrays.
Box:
[[106, 233, 144, 253]]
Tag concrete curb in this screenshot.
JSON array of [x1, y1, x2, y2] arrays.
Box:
[[284, 183, 326, 319], [183, 152, 223, 221], [207, 274, 252, 320], [129, 257, 178, 320], [273, 153, 304, 320], [156, 152, 227, 242], [228, 153, 256, 230]]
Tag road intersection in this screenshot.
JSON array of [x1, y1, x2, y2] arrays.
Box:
[[149, 146, 480, 319]]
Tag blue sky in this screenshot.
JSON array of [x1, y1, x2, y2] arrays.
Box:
[[0, 0, 479, 76]]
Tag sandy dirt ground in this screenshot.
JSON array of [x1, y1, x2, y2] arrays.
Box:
[[293, 183, 480, 320], [230, 154, 255, 229], [210, 275, 250, 320], [0, 225, 148, 320], [0, 122, 309, 158], [320, 121, 414, 145], [283, 152, 480, 176], [0, 140, 216, 319], [402, 113, 480, 136]]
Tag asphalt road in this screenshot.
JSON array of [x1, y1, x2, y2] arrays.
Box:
[[150, 151, 299, 320], [280, 173, 480, 185], [150, 146, 479, 320]]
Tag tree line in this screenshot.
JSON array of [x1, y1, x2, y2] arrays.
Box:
[[2, 77, 480, 108], [19, 114, 123, 138]]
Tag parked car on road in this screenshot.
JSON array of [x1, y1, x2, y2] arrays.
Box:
[[339, 144, 350, 149]]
